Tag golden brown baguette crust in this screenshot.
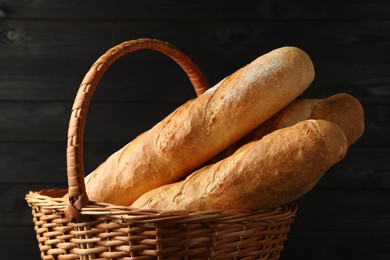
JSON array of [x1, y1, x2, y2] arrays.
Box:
[[131, 119, 348, 211], [208, 93, 364, 164], [85, 46, 315, 205]]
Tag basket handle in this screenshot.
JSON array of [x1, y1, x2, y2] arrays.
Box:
[[65, 38, 209, 221]]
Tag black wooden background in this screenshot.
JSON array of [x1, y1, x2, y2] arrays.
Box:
[[1, 0, 389, 259]]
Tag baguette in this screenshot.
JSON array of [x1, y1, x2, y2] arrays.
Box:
[[208, 93, 364, 164], [132, 119, 348, 211], [85, 46, 315, 205]]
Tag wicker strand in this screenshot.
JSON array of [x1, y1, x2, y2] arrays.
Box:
[[26, 190, 297, 259]]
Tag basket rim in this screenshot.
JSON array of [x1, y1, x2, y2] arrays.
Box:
[[26, 189, 298, 224]]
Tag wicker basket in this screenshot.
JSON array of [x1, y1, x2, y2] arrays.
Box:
[[26, 38, 298, 260]]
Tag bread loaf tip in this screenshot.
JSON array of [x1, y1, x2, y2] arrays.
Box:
[[132, 119, 348, 211]]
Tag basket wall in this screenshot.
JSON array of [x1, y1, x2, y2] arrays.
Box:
[[27, 190, 297, 260]]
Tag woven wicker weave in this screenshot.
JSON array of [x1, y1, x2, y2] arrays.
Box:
[[26, 38, 298, 260]]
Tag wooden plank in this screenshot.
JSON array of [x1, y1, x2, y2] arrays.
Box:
[[305, 62, 390, 102], [0, 20, 220, 61], [2, 184, 56, 226], [0, 20, 113, 60], [1, 21, 390, 105], [0, 101, 182, 143], [0, 58, 201, 102], [1, 58, 390, 103], [281, 188, 390, 259], [0, 226, 40, 260], [2, 143, 390, 189], [0, 142, 123, 183], [318, 147, 390, 189], [282, 230, 390, 259], [0, 101, 387, 146], [1, 0, 390, 21], [292, 188, 390, 232], [1, 20, 390, 64]]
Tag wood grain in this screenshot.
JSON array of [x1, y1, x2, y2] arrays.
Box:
[[1, 0, 390, 20], [1, 20, 390, 62], [0, 101, 182, 142], [282, 230, 390, 259], [1, 20, 389, 106], [0, 226, 40, 260]]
